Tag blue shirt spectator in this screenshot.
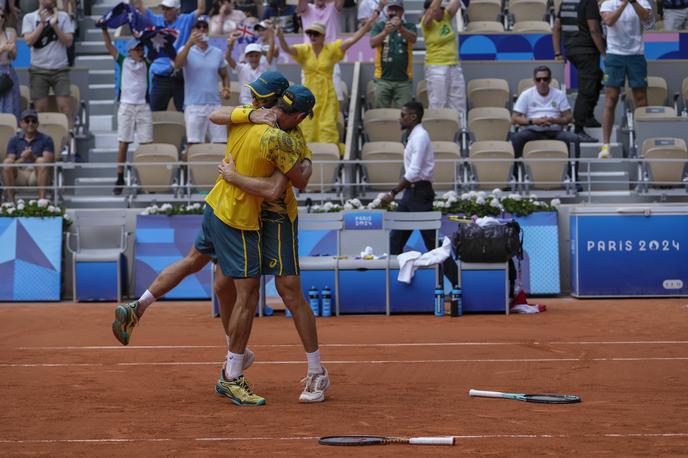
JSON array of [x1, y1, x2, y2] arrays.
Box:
[[7, 130, 55, 159], [182, 45, 226, 106], [146, 7, 198, 76]]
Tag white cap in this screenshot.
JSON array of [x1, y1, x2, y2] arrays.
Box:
[[244, 43, 263, 55], [158, 0, 181, 8]]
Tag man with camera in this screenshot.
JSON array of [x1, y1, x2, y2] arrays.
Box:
[[369, 0, 417, 108]]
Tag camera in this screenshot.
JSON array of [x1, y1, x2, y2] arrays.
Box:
[[388, 12, 398, 19]]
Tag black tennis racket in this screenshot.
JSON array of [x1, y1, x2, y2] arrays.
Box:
[[469, 389, 581, 404], [319, 435, 455, 446]]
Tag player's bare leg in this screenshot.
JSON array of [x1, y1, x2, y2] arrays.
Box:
[[214, 267, 255, 373]]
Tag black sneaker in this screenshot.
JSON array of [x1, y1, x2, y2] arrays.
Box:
[[583, 118, 601, 128], [577, 131, 598, 143], [113, 176, 125, 196]]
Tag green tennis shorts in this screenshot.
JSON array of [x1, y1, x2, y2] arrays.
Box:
[[260, 210, 300, 277]]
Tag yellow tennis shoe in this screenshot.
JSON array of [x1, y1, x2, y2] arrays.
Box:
[[112, 301, 139, 346], [215, 370, 266, 406]]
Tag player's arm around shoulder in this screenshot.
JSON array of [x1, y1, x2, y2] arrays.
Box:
[[266, 127, 311, 190], [209, 105, 278, 126]]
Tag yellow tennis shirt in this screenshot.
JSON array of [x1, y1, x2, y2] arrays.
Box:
[[421, 10, 459, 66], [205, 122, 300, 231]]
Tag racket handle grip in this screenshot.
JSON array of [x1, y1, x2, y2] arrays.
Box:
[[469, 389, 504, 398], [409, 436, 455, 445]]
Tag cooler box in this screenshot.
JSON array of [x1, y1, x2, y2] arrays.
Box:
[[337, 259, 388, 314], [460, 262, 509, 314], [389, 256, 437, 313]]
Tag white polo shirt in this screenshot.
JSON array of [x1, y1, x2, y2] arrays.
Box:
[[513, 86, 571, 132], [600, 0, 652, 55], [404, 124, 434, 183]]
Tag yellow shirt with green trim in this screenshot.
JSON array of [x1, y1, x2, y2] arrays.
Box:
[[421, 10, 459, 66], [205, 122, 300, 231]]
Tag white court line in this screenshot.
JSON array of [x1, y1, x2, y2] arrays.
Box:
[[15, 341, 688, 351], [3, 356, 688, 368], [1, 433, 688, 445]]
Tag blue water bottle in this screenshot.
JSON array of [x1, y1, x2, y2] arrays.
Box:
[[263, 305, 274, 317], [450, 285, 462, 317], [321, 286, 332, 317], [308, 286, 320, 317], [434, 285, 445, 317]]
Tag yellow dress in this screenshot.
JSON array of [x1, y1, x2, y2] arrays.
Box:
[[292, 40, 344, 149]]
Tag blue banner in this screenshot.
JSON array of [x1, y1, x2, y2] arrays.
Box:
[[343, 211, 383, 230], [571, 213, 688, 296]]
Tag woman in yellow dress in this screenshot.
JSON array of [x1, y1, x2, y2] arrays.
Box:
[[277, 15, 379, 152]]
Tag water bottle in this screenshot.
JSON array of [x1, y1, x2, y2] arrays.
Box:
[[308, 286, 320, 317], [263, 305, 274, 317], [321, 285, 332, 317], [450, 285, 462, 317], [434, 285, 445, 317]]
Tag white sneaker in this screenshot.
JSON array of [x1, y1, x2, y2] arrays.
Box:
[[299, 366, 331, 403], [598, 145, 610, 159]]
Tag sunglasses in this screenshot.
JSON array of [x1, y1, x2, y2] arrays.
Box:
[[306, 30, 322, 37], [23, 118, 38, 124], [535, 77, 551, 82]]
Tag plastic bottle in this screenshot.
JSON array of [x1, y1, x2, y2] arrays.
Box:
[[434, 285, 445, 317], [321, 285, 332, 317], [263, 305, 274, 317], [308, 286, 320, 317], [450, 285, 462, 317]]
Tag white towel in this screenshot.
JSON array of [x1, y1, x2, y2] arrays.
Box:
[[397, 237, 452, 284]]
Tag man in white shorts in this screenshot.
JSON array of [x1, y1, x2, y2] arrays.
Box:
[[174, 15, 230, 159]]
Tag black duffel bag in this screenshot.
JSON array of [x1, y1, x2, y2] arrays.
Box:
[[451, 221, 523, 263]]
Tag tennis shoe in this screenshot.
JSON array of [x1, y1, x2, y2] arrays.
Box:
[[299, 366, 330, 403], [597, 145, 610, 159], [112, 301, 140, 346], [215, 371, 265, 406]]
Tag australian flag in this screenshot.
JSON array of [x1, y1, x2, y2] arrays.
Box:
[[96, 2, 152, 32], [138, 27, 179, 61]]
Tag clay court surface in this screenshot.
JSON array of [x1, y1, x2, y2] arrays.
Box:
[[1, 298, 688, 456]]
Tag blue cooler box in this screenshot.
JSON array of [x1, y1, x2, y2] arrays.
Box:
[[460, 262, 509, 314]]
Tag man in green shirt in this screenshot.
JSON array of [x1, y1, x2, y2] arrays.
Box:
[[369, 0, 417, 108]]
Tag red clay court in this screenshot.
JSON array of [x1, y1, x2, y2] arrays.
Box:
[[2, 297, 688, 456]]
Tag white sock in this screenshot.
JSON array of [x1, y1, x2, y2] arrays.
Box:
[[226, 352, 244, 380], [306, 348, 322, 374], [136, 289, 156, 315], [225, 335, 231, 349]]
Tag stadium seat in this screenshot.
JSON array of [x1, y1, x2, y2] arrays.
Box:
[[0, 113, 18, 162], [641, 138, 688, 187], [634, 106, 677, 122], [625, 76, 668, 110], [307, 142, 341, 192], [366, 80, 375, 108], [468, 141, 515, 190], [187, 143, 225, 191], [523, 140, 569, 190], [152, 111, 186, 151], [19, 85, 29, 112], [509, 0, 548, 23], [363, 108, 402, 142], [423, 108, 460, 142], [466, 0, 502, 22], [415, 79, 428, 107], [516, 77, 560, 96], [467, 78, 510, 108], [511, 21, 552, 33], [464, 21, 505, 33], [133, 143, 179, 193], [468, 107, 511, 141], [432, 141, 462, 190], [360, 141, 404, 190], [38, 112, 69, 157]]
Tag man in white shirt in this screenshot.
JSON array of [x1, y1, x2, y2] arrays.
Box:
[[598, 0, 653, 158], [511, 65, 580, 182], [381, 101, 459, 282]]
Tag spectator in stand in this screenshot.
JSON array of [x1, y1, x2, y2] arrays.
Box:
[[552, 0, 605, 143], [421, 0, 466, 115], [277, 15, 379, 150], [511, 65, 580, 183], [369, 0, 416, 108], [60, 0, 76, 67], [226, 30, 275, 105], [133, 0, 206, 112], [340, 0, 356, 32], [102, 30, 153, 196], [21, 0, 73, 119], [297, 0, 343, 41], [598, 0, 653, 159], [174, 16, 230, 159], [0, 8, 21, 123], [234, 0, 262, 18], [3, 108, 54, 201], [262, 0, 298, 33], [209, 0, 246, 35], [359, 0, 387, 27], [253, 19, 279, 66], [661, 0, 688, 30]]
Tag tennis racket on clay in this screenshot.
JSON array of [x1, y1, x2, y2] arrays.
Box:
[[469, 389, 581, 404], [319, 436, 455, 446]]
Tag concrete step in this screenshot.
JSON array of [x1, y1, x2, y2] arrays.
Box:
[[89, 148, 120, 164], [91, 4, 118, 16], [93, 131, 119, 149], [74, 177, 119, 196], [89, 83, 116, 100], [76, 41, 108, 55], [579, 170, 630, 191], [89, 69, 116, 85], [63, 195, 128, 209], [89, 99, 116, 116], [75, 55, 114, 71], [580, 141, 622, 159], [89, 115, 114, 132]]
